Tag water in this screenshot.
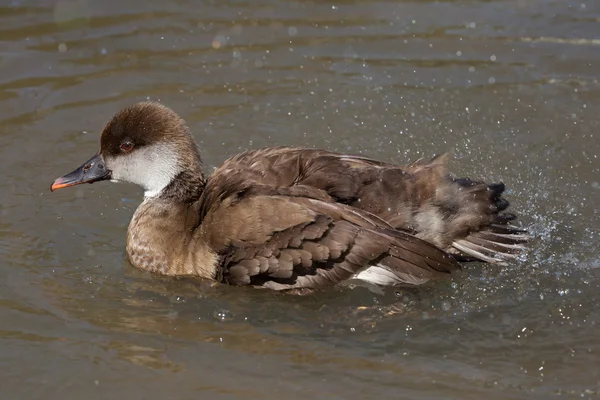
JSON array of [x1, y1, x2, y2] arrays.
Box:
[[1, 0, 600, 398]]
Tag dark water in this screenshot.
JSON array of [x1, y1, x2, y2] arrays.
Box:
[[1, 0, 600, 398]]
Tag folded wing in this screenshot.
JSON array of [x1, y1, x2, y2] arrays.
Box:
[[197, 182, 460, 291]]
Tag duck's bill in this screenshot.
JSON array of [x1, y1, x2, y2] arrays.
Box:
[[51, 153, 111, 191]]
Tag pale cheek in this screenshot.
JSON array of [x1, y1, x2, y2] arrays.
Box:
[[108, 168, 124, 182], [106, 158, 131, 183], [103, 145, 180, 193]]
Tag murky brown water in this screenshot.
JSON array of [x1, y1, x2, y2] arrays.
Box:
[[1, 0, 600, 398]]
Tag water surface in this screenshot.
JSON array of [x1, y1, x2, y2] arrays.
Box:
[[1, 0, 599, 398]]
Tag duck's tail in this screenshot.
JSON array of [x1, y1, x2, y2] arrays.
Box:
[[446, 179, 529, 265], [407, 155, 529, 265]]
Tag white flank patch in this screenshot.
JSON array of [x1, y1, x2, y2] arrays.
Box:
[[351, 264, 430, 286], [413, 206, 444, 248]]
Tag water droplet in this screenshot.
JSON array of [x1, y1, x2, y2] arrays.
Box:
[[170, 295, 185, 304], [213, 309, 234, 321], [212, 35, 226, 49]]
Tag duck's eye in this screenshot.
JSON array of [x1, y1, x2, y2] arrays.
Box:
[[120, 142, 134, 152]]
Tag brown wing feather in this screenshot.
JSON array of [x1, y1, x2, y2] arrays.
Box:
[[197, 185, 459, 290], [211, 147, 528, 265]]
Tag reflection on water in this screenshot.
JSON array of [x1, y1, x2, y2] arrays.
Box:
[[1, 0, 600, 398]]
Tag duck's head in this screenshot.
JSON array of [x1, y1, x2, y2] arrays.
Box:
[[51, 102, 203, 198]]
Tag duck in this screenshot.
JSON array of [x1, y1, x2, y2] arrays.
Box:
[[51, 102, 528, 294]]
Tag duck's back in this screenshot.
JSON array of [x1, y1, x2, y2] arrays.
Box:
[[207, 146, 527, 265]]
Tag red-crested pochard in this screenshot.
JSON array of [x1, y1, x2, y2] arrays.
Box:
[[51, 102, 528, 293]]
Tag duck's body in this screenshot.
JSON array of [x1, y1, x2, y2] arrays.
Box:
[[52, 102, 527, 292]]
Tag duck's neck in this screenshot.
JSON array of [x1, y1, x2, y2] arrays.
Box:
[[158, 168, 206, 202]]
